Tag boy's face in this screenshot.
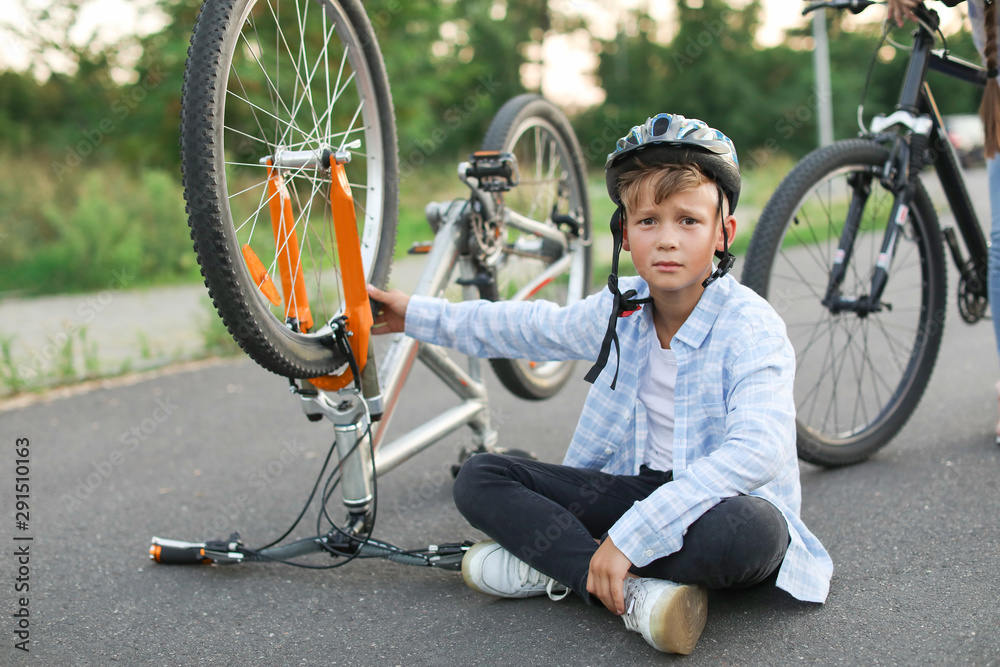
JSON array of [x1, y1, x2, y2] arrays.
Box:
[[622, 182, 737, 301]]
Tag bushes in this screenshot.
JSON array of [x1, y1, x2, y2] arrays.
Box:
[[0, 155, 198, 296]]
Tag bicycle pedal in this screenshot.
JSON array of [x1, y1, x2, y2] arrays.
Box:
[[465, 151, 519, 191], [407, 241, 432, 255], [455, 272, 494, 288]]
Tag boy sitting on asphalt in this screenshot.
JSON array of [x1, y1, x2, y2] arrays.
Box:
[[367, 112, 832, 655]]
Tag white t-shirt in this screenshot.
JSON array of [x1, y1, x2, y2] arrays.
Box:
[[638, 338, 677, 472]]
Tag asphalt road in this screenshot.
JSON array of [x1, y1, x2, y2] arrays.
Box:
[[0, 166, 996, 665], [2, 295, 999, 666]]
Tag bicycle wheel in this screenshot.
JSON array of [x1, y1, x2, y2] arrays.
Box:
[[741, 139, 946, 466], [182, 0, 398, 378], [477, 95, 592, 400]]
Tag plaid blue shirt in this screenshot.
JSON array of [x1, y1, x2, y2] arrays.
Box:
[[405, 274, 832, 603]]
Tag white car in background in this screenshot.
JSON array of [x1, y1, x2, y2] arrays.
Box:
[[943, 113, 985, 168]]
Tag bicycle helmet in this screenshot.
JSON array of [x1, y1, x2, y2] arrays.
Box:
[[585, 113, 741, 389]]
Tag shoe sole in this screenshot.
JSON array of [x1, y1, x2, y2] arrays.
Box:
[[461, 540, 497, 597], [648, 584, 708, 655]]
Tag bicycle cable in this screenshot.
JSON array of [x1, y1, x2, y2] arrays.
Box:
[[253, 432, 340, 551], [246, 334, 386, 569], [858, 22, 893, 134], [868, 2, 950, 134], [248, 417, 379, 570]]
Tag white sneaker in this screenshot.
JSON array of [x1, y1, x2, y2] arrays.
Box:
[[461, 540, 569, 600], [622, 577, 707, 654]]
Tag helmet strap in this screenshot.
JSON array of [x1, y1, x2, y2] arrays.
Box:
[[584, 205, 652, 390], [702, 185, 735, 288]]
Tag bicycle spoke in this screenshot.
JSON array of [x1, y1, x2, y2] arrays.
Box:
[[242, 170, 273, 244], [229, 66, 271, 153], [227, 178, 268, 202], [239, 27, 296, 129], [851, 319, 873, 431], [774, 249, 827, 303], [792, 312, 837, 411]]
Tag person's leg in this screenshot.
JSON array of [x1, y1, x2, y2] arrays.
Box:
[[987, 156, 1000, 438], [633, 495, 789, 590], [453, 452, 669, 600]]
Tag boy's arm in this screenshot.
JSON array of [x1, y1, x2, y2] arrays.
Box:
[[607, 333, 796, 567], [393, 287, 610, 362]]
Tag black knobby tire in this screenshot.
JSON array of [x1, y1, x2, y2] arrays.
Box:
[[741, 139, 946, 466], [477, 95, 593, 400], [181, 0, 398, 378]]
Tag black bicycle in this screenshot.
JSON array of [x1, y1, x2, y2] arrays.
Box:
[[742, 0, 989, 467]]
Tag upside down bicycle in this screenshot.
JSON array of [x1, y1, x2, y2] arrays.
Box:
[[153, 0, 591, 568], [741, 0, 989, 467]]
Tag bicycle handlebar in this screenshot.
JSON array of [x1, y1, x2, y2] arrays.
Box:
[[803, 0, 941, 33], [149, 536, 245, 565], [803, 0, 878, 16]]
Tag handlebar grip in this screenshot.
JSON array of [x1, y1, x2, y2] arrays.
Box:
[[149, 537, 211, 564]]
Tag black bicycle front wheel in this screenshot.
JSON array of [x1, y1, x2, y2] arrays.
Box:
[[477, 95, 593, 400], [182, 0, 398, 378], [742, 139, 946, 466]]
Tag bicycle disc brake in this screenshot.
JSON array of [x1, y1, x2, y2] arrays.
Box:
[[469, 193, 505, 265]]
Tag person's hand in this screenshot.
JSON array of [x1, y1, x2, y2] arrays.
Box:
[[367, 284, 409, 334], [887, 0, 921, 27], [586, 537, 635, 615]]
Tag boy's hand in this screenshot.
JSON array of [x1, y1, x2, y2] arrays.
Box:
[[367, 284, 409, 334], [886, 0, 920, 27], [587, 537, 635, 615]]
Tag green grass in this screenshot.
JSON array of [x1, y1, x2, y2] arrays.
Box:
[[0, 336, 24, 394], [0, 151, 799, 299], [0, 153, 200, 297], [199, 298, 243, 358], [0, 327, 106, 397], [396, 165, 466, 254]]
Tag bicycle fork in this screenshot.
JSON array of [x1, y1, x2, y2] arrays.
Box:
[[299, 385, 376, 532], [822, 168, 911, 317], [823, 128, 930, 317]]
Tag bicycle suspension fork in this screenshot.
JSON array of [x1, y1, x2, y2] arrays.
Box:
[[824, 110, 937, 316], [298, 383, 376, 533], [822, 143, 915, 317]]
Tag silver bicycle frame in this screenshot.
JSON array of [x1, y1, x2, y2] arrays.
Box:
[[296, 198, 499, 521]]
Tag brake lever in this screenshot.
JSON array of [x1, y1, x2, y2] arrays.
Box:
[[803, 0, 877, 16]]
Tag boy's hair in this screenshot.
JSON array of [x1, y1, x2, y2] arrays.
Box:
[[616, 161, 724, 220]]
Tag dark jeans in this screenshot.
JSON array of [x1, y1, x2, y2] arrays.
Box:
[[453, 453, 789, 603]]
